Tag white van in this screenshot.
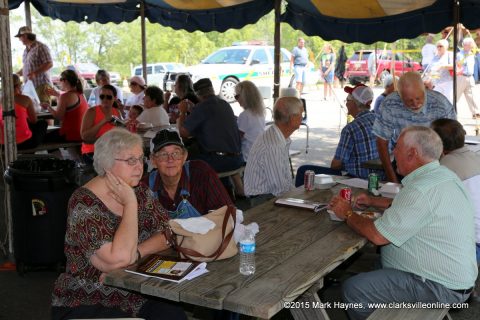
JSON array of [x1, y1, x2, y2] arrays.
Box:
[[131, 63, 186, 88]]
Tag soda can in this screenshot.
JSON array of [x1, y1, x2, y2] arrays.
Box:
[[339, 187, 352, 202], [368, 173, 379, 195], [304, 170, 315, 191]]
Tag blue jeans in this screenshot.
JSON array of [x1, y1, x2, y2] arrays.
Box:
[[342, 268, 470, 320]]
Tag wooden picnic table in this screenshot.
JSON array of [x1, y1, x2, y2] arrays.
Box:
[[104, 185, 367, 320]]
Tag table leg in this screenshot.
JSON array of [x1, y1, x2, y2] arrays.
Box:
[[289, 279, 330, 320]]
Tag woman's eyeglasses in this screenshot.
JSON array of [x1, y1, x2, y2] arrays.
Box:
[[99, 94, 113, 100], [114, 156, 146, 166], [153, 151, 184, 162]]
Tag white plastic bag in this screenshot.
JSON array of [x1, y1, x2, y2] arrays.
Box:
[[22, 80, 41, 112]]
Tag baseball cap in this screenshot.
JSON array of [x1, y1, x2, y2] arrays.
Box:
[[15, 26, 34, 37], [151, 129, 184, 153], [383, 75, 398, 88], [193, 78, 213, 93], [344, 84, 374, 106]]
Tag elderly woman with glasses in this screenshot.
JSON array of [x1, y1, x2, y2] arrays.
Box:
[[44, 69, 88, 142], [425, 39, 454, 104], [51, 129, 186, 320], [147, 129, 232, 217], [80, 84, 122, 164]]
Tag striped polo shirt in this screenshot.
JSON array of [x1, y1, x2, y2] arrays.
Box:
[[375, 161, 478, 290]]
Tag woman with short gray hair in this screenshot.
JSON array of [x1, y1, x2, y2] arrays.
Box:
[[51, 128, 186, 320]]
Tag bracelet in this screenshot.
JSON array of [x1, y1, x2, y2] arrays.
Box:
[[344, 210, 354, 222]]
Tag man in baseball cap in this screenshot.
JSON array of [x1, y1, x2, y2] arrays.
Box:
[[15, 25, 53, 105], [330, 84, 382, 179]]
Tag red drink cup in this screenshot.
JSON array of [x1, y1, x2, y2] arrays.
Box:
[[339, 187, 352, 202]]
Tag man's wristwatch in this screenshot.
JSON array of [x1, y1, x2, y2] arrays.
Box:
[[344, 210, 354, 222]]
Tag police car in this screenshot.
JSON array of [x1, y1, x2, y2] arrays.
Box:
[[187, 42, 318, 102]]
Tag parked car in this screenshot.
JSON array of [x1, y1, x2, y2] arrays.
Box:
[[344, 50, 423, 85], [185, 43, 319, 102], [131, 63, 187, 89], [109, 72, 121, 86]]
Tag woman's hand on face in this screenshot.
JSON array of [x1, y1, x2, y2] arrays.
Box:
[[105, 171, 136, 206]]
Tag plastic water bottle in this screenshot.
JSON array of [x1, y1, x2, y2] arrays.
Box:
[[239, 229, 256, 275]]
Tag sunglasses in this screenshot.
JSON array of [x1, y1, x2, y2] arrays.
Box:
[[99, 94, 113, 100], [130, 82, 139, 87]]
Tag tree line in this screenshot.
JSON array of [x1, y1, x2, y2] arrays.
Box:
[[10, 7, 426, 79]]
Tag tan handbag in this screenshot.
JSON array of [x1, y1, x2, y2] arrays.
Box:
[[167, 205, 238, 262]]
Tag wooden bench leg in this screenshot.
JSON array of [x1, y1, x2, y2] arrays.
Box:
[[288, 279, 330, 320]]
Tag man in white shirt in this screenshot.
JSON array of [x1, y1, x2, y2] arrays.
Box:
[[244, 97, 303, 199], [421, 34, 436, 72]]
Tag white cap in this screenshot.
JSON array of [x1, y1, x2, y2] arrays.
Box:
[[383, 75, 398, 88], [344, 84, 374, 106]]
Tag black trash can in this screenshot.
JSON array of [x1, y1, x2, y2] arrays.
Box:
[[4, 156, 77, 275]]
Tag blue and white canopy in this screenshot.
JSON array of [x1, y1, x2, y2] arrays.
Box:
[[8, 0, 480, 43]]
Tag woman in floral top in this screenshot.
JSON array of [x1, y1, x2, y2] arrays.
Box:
[[51, 128, 186, 320]]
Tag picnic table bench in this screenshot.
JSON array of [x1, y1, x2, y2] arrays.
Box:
[[367, 307, 451, 320]]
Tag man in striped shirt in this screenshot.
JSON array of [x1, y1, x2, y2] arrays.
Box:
[[244, 97, 303, 199], [330, 126, 477, 319]]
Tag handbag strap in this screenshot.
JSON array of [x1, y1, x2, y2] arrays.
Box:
[[173, 205, 236, 261]]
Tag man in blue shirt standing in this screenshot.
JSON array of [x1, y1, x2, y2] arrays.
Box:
[[290, 38, 309, 95], [331, 84, 381, 179], [457, 37, 480, 118]]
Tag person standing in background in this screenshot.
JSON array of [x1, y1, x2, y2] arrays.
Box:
[[290, 38, 309, 95], [421, 34, 437, 72], [15, 26, 53, 105], [320, 43, 335, 101], [457, 37, 480, 118], [88, 70, 124, 107]]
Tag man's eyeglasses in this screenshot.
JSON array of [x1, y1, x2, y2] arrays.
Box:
[[153, 151, 184, 162], [99, 94, 113, 100], [114, 156, 146, 166]]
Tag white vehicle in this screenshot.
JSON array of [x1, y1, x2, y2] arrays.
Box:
[[132, 62, 187, 88], [187, 43, 319, 102]]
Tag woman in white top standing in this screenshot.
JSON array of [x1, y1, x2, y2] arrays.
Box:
[[136, 85, 170, 127], [235, 80, 266, 162], [426, 39, 454, 103]]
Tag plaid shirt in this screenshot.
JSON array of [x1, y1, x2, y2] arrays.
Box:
[[22, 40, 52, 88], [372, 90, 456, 143], [334, 110, 381, 179]]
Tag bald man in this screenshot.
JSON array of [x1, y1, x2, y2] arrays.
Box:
[[372, 72, 456, 182]]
